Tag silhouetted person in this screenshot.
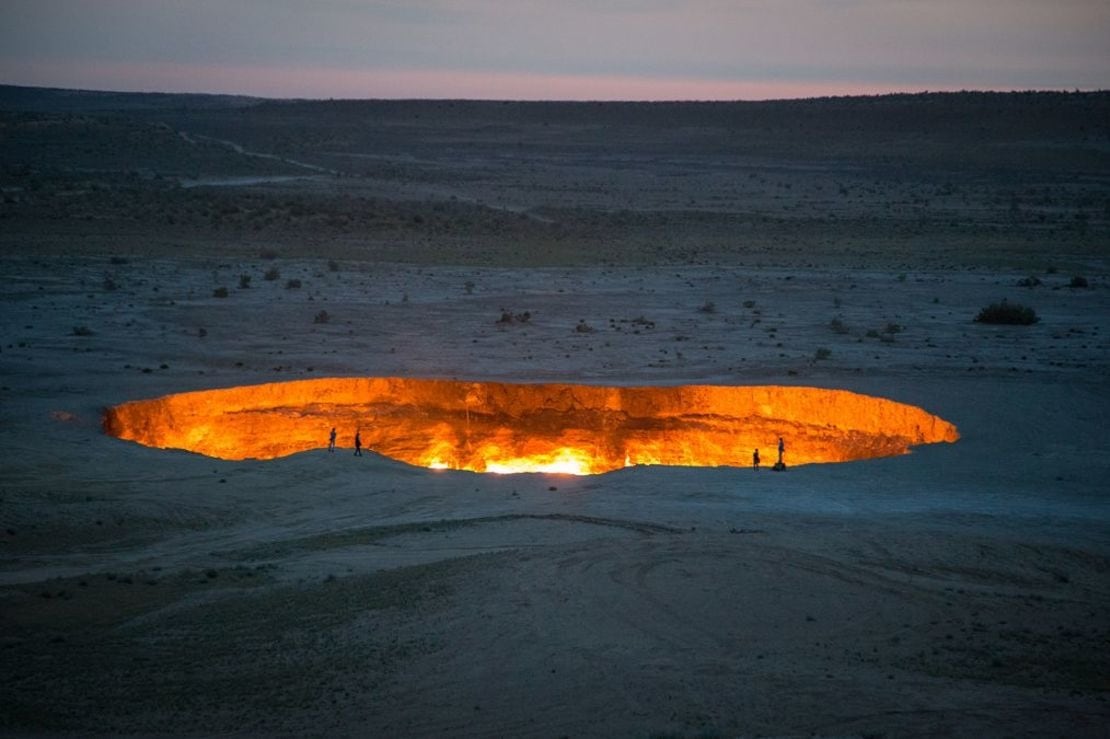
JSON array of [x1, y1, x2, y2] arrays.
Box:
[[752, 448, 760, 469], [328, 427, 336, 453], [354, 429, 362, 457], [778, 437, 785, 465]]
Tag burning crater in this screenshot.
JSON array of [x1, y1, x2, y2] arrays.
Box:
[[103, 378, 958, 475]]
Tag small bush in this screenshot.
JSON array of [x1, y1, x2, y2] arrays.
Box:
[[815, 347, 832, 360], [1017, 276, 1041, 288], [285, 278, 302, 289], [1070, 275, 1088, 288], [72, 325, 94, 336], [742, 300, 756, 309], [327, 260, 340, 272], [883, 322, 903, 334], [497, 310, 532, 325], [263, 267, 280, 281], [213, 286, 229, 298], [313, 310, 330, 324], [238, 274, 252, 289], [975, 299, 1037, 325], [829, 317, 850, 334]]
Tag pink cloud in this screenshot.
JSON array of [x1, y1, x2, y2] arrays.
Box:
[[4, 59, 1031, 101]]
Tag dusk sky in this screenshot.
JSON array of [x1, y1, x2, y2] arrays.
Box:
[[2, 0, 1108, 100]]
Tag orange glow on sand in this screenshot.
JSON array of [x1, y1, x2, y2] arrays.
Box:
[[103, 378, 958, 474]]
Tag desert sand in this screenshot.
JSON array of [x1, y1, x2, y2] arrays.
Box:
[[1, 88, 1108, 737]]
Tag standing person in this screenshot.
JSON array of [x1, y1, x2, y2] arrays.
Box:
[[778, 437, 785, 465], [328, 427, 337, 453], [354, 429, 362, 457], [752, 448, 760, 469]]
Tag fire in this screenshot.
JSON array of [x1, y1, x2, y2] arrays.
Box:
[[484, 448, 595, 476], [103, 378, 959, 474]]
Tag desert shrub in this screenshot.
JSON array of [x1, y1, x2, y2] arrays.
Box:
[[285, 278, 302, 289], [698, 300, 716, 314], [213, 286, 229, 298], [313, 310, 330, 324], [1017, 276, 1041, 288], [238, 274, 252, 289], [72, 325, 94, 336], [1070, 275, 1089, 288], [974, 299, 1037, 325], [815, 347, 832, 360], [575, 320, 595, 333], [497, 310, 531, 325], [829, 317, 850, 334], [327, 260, 340, 272], [263, 267, 280, 281], [883, 322, 903, 334], [742, 300, 756, 309]]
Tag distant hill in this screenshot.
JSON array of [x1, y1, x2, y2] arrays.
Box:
[[0, 84, 260, 113], [4, 82, 1108, 181], [2, 83, 1108, 121]]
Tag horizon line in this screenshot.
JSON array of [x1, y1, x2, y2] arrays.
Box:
[[4, 80, 1108, 106]]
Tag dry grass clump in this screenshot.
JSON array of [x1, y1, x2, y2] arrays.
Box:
[[975, 300, 1037, 325], [313, 310, 330, 324], [263, 267, 280, 281], [213, 286, 229, 298], [497, 310, 531, 325]]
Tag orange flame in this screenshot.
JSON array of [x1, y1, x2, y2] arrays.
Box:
[[103, 378, 958, 474]]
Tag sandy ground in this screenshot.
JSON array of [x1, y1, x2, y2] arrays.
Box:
[[2, 90, 1109, 737], [3, 254, 1109, 737]]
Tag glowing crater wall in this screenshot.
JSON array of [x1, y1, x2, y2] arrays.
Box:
[[103, 378, 958, 474]]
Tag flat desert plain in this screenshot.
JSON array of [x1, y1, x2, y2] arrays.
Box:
[[1, 88, 1109, 737]]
